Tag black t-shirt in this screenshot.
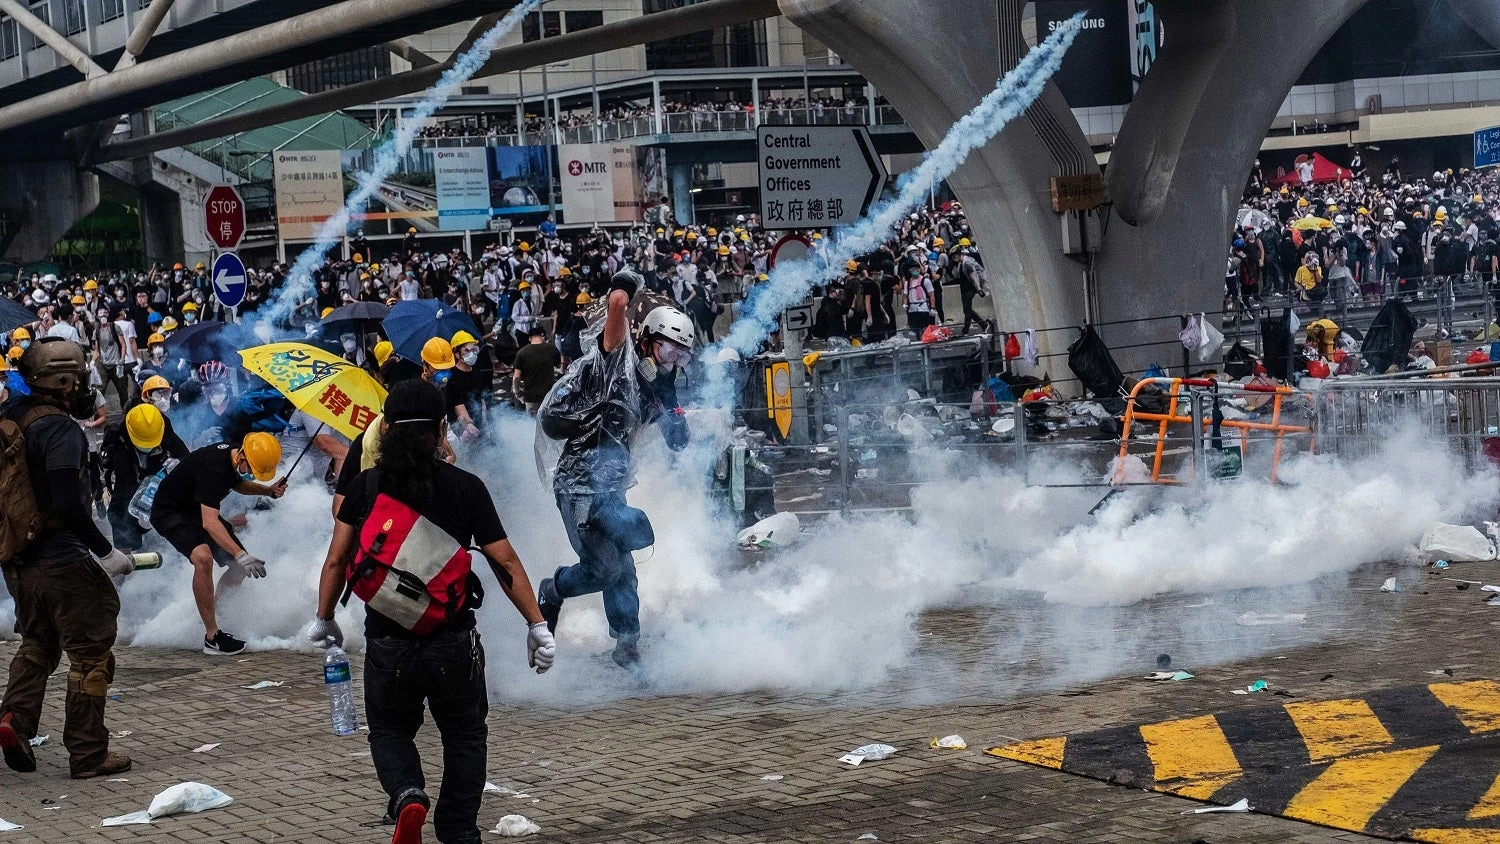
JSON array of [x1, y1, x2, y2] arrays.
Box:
[[443, 366, 489, 427], [151, 443, 240, 520], [513, 341, 562, 403], [337, 463, 507, 638], [381, 358, 423, 387], [14, 408, 94, 566]]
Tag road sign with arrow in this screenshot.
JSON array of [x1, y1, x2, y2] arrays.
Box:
[[757, 126, 887, 228], [211, 252, 247, 309]]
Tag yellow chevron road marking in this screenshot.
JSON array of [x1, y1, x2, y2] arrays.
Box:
[[985, 736, 1065, 769], [1283, 698, 1395, 762], [1139, 715, 1242, 799], [1430, 681, 1500, 734], [1283, 745, 1439, 831]]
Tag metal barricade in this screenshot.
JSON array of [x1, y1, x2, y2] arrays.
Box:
[[1311, 376, 1500, 466]]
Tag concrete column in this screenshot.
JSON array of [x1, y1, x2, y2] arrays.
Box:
[[670, 162, 694, 226], [0, 157, 100, 263]]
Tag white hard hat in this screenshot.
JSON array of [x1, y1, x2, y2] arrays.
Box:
[[1383, 207, 1395, 218], [1394, 220, 1407, 230], [1334, 214, 1347, 225], [642, 306, 695, 348]]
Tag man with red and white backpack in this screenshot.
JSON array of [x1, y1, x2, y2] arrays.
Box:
[[309, 379, 554, 844]]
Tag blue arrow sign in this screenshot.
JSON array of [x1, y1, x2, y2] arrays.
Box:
[[211, 252, 247, 309]]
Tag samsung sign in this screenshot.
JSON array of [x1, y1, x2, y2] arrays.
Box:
[[1031, 1, 1161, 108]]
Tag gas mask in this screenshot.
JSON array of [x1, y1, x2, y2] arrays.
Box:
[[432, 370, 452, 388], [66, 383, 98, 420]]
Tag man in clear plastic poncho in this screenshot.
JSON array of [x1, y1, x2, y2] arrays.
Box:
[[534, 269, 692, 672]]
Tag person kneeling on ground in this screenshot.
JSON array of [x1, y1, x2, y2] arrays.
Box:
[[309, 379, 555, 844]]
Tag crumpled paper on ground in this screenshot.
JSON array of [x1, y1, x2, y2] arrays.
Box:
[[100, 782, 233, 827], [929, 735, 967, 750], [490, 814, 540, 836], [840, 744, 897, 766]]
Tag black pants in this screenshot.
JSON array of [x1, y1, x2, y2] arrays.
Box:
[[960, 288, 987, 333], [365, 629, 488, 844]]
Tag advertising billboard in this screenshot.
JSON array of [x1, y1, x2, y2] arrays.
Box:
[[273, 150, 345, 240], [433, 148, 492, 231], [558, 143, 646, 223], [488, 146, 558, 221], [1033, 0, 1132, 107]]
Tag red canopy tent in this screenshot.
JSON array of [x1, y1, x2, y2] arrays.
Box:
[[1270, 153, 1350, 186]]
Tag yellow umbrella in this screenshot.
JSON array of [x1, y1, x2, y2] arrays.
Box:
[[1291, 216, 1330, 231], [239, 342, 386, 439]]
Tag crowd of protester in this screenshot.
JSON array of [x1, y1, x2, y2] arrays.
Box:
[[1229, 150, 1500, 314]]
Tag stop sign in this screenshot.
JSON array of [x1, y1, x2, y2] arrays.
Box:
[[205, 185, 245, 249]]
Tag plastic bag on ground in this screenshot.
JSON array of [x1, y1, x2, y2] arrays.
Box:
[[101, 782, 234, 827], [840, 743, 897, 766], [737, 512, 800, 551], [0, 818, 20, 831], [1420, 523, 1497, 562], [929, 735, 967, 750], [491, 814, 541, 836]]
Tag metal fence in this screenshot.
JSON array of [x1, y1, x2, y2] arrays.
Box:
[[1310, 375, 1500, 466]]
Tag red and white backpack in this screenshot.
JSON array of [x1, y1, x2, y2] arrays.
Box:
[[341, 475, 477, 635]]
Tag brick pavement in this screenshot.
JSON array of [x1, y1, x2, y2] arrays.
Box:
[[0, 556, 1497, 843]]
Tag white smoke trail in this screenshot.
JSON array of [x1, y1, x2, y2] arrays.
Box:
[[702, 12, 1085, 406], [259, 0, 544, 326]]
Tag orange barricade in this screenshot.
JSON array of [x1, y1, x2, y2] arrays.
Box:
[[1112, 377, 1312, 486]]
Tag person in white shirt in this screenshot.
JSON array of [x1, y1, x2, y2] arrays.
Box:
[[398, 272, 421, 301], [510, 280, 537, 346], [44, 303, 82, 344]]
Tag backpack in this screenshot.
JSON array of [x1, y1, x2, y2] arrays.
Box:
[[340, 472, 480, 635], [0, 405, 67, 567]]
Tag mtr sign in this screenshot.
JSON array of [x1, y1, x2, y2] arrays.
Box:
[[568, 159, 605, 177], [205, 185, 246, 249]]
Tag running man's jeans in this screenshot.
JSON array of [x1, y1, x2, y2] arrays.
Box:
[[553, 491, 641, 644], [365, 629, 487, 844]]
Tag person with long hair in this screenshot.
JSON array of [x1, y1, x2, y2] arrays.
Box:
[[309, 379, 555, 844]]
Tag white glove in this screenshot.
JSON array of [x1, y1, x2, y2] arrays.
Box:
[[98, 548, 134, 578], [233, 551, 267, 579], [307, 616, 344, 648], [527, 622, 556, 674]]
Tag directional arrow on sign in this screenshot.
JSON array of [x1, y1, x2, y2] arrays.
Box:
[[210, 252, 247, 309]]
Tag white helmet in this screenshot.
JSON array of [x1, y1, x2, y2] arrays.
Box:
[[1334, 214, 1347, 225], [642, 306, 695, 348], [1394, 220, 1407, 231]]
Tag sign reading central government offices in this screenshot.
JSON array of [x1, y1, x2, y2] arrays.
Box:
[[757, 126, 887, 228]]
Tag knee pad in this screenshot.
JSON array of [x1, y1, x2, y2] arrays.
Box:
[[67, 655, 115, 698], [15, 641, 58, 672]]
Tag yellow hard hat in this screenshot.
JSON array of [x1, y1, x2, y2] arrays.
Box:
[[1318, 219, 1333, 230], [125, 404, 165, 451], [1279, 185, 1290, 195], [576, 292, 593, 305], [740, 233, 750, 242], [518, 281, 531, 290], [83, 279, 98, 291], [1475, 194, 1486, 204], [421, 337, 455, 370], [352, 253, 364, 263], [958, 237, 971, 247], [71, 295, 85, 306], [450, 330, 476, 348], [239, 432, 282, 482], [1326, 204, 1338, 214], [558, 267, 572, 277], [846, 259, 859, 271], [161, 317, 178, 332], [369, 263, 381, 273], [673, 229, 685, 238], [708, 228, 718, 237], [932, 238, 944, 247], [757, 273, 769, 282], [359, 273, 370, 281], [717, 245, 730, 256], [147, 332, 166, 346], [518, 241, 531, 252], [7, 346, 21, 361], [1434, 208, 1448, 220], [12, 327, 30, 341], [1297, 197, 1309, 207], [320, 307, 335, 319], [141, 375, 171, 397], [811, 232, 823, 240], [0, 355, 8, 372], [182, 302, 198, 312], [408, 227, 417, 234], [1357, 206, 1371, 216], [373, 340, 393, 367]]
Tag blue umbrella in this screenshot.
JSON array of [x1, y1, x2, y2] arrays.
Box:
[[163, 321, 257, 366], [382, 299, 479, 363], [0, 296, 38, 335]]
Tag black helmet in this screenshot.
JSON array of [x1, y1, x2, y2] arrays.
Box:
[[19, 336, 86, 394]]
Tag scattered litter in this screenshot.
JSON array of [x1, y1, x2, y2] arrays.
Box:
[[1380, 577, 1400, 593], [839, 744, 896, 766], [1483, 585, 1500, 593], [484, 783, 531, 798], [736, 512, 801, 551], [1235, 612, 1306, 626], [28, 735, 47, 747], [489, 814, 540, 836], [109, 731, 132, 738], [100, 782, 233, 827], [1420, 523, 1497, 562], [857, 835, 880, 841], [0, 818, 19, 831], [106, 779, 129, 783], [1272, 690, 1295, 698], [244, 681, 283, 690], [192, 744, 220, 754], [759, 774, 784, 781], [1184, 798, 1251, 814], [1458, 582, 1473, 590], [1433, 560, 1451, 569], [1232, 680, 1269, 695], [1144, 671, 1194, 682], [1428, 669, 1455, 676], [929, 735, 967, 750], [1320, 674, 1335, 681], [1156, 654, 1172, 669]]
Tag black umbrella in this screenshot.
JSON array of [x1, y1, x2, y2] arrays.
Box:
[[163, 321, 256, 366], [0, 297, 38, 335], [321, 301, 389, 324]]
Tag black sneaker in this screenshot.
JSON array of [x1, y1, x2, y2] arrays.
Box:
[[203, 630, 246, 656], [611, 641, 641, 670], [537, 577, 562, 635]]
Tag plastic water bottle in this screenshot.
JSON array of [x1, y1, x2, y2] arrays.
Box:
[[323, 645, 359, 736], [127, 458, 178, 525]]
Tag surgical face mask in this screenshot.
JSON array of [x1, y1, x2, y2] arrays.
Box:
[[150, 396, 170, 413], [431, 369, 452, 387], [151, 346, 166, 360], [18, 340, 29, 350], [342, 337, 357, 352], [237, 465, 257, 483], [461, 349, 479, 367], [184, 312, 197, 324]]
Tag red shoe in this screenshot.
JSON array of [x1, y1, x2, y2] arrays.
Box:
[[0, 713, 36, 773], [390, 789, 428, 844]]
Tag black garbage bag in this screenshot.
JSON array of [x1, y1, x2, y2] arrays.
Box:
[[1260, 313, 1294, 380], [1224, 342, 1257, 379], [1067, 326, 1124, 399], [1361, 299, 1417, 375]]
